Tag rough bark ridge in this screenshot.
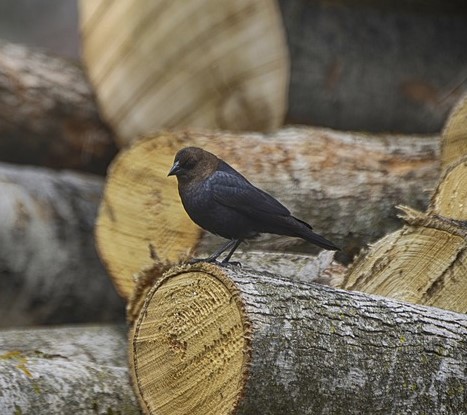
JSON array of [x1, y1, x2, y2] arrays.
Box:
[[0, 40, 117, 174], [130, 262, 467, 415], [0, 163, 124, 326], [0, 324, 139, 415], [96, 128, 439, 298]]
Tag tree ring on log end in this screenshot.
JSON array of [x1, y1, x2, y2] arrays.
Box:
[[429, 156, 467, 221], [129, 263, 251, 415]]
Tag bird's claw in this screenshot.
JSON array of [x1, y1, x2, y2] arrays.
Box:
[[220, 260, 241, 267]]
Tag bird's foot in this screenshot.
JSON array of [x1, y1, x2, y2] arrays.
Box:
[[186, 257, 241, 267], [187, 257, 221, 265]]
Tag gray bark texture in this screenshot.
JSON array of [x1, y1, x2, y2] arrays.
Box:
[[0, 324, 140, 415], [279, 1, 467, 134], [0, 40, 117, 174], [0, 163, 124, 327], [226, 266, 467, 415]]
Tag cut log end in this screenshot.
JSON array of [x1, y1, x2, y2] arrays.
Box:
[[342, 207, 467, 313], [430, 156, 467, 221], [95, 133, 202, 298], [130, 263, 251, 415], [441, 92, 467, 169]]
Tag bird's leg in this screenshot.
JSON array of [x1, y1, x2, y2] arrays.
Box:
[[188, 239, 237, 264], [221, 239, 242, 265]]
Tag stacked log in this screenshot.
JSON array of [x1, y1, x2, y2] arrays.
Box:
[[129, 262, 467, 414]]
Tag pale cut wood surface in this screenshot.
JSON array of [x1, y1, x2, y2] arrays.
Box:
[[96, 128, 439, 298], [79, 0, 288, 145], [441, 93, 467, 169], [130, 262, 467, 415], [430, 156, 467, 221], [342, 206, 467, 313]]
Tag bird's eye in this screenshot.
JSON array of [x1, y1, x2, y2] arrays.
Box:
[[181, 158, 195, 169]]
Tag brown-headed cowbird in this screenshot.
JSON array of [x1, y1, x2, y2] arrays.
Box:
[[168, 147, 339, 264]]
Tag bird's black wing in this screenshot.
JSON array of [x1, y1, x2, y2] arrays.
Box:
[[209, 166, 290, 218]]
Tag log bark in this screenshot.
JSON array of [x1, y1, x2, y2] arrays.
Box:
[[0, 163, 124, 327], [96, 128, 439, 298], [0, 40, 117, 174], [0, 324, 139, 415], [130, 262, 467, 415], [278, 1, 467, 134]]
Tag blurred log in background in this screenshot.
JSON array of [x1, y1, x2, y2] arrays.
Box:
[[0, 163, 124, 327]]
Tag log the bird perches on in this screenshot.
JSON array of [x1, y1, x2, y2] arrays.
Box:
[[129, 262, 467, 415]]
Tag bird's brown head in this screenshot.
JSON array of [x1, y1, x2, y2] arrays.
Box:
[[168, 147, 219, 184]]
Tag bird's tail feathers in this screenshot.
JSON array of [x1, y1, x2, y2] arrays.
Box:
[[291, 216, 340, 251]]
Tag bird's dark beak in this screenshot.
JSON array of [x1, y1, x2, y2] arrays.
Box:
[[168, 160, 181, 177]]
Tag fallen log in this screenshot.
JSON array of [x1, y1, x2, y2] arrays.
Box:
[[0, 324, 139, 415], [0, 40, 117, 174], [0, 163, 124, 326], [126, 250, 346, 323], [130, 262, 467, 415], [96, 128, 439, 298]]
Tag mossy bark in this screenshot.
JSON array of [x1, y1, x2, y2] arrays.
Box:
[[0, 325, 139, 415]]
